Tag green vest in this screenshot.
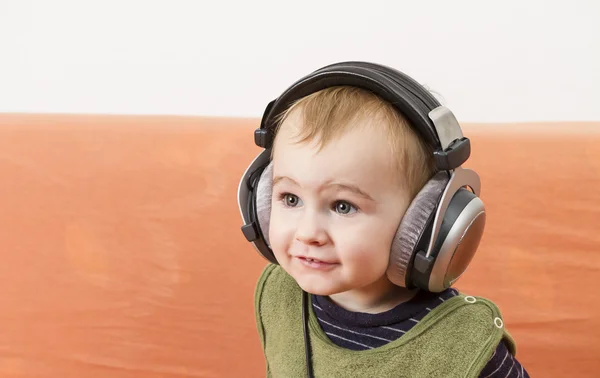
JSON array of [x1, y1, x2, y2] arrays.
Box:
[[254, 264, 517, 378]]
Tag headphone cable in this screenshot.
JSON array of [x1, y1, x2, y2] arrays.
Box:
[[302, 290, 314, 378]]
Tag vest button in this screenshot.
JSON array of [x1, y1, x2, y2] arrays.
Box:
[[494, 317, 504, 328]]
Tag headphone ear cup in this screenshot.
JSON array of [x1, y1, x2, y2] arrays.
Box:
[[256, 161, 274, 247], [238, 150, 277, 264], [416, 188, 486, 292], [387, 172, 449, 288]]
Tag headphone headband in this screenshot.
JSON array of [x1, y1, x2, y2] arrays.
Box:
[[254, 61, 469, 171]]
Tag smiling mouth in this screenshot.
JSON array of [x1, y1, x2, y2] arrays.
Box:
[[295, 256, 339, 269], [298, 256, 336, 264]]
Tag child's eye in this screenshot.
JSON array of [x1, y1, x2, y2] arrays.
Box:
[[281, 193, 302, 207], [333, 201, 357, 215]]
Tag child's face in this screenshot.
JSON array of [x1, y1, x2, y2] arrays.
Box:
[[269, 111, 412, 298]]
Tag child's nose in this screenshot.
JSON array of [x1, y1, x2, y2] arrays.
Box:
[[294, 210, 328, 246]]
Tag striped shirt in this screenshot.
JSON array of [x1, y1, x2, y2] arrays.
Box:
[[313, 288, 529, 377]]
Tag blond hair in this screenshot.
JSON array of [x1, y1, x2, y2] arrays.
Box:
[[271, 86, 436, 199]]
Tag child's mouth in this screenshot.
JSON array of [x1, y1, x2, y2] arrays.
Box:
[[296, 256, 338, 270]]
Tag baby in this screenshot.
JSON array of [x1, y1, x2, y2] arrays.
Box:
[[238, 61, 529, 377]]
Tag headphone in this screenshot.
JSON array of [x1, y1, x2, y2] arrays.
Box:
[[237, 61, 486, 294]]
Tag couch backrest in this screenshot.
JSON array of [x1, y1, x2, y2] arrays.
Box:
[[0, 114, 598, 377]]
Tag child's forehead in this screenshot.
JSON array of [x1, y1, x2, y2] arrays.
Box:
[[276, 106, 391, 149], [275, 120, 397, 176]]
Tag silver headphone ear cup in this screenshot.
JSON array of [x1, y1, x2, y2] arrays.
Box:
[[387, 172, 449, 288], [238, 150, 278, 264], [256, 161, 274, 247], [426, 192, 486, 292], [238, 150, 270, 228]]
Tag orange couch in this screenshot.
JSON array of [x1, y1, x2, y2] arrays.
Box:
[[0, 113, 598, 377]]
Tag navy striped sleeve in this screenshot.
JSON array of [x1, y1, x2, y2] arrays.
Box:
[[478, 340, 529, 378]]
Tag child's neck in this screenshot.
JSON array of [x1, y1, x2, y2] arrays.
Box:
[[327, 276, 419, 314]]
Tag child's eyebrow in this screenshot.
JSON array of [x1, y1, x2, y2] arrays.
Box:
[[327, 183, 374, 201], [273, 176, 374, 201], [272, 175, 297, 187]]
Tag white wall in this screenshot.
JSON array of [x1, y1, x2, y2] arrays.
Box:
[[1, 0, 599, 123]]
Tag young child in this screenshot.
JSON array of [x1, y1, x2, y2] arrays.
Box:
[[238, 62, 529, 377]]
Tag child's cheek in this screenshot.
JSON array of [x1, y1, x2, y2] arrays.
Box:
[[268, 207, 294, 255]]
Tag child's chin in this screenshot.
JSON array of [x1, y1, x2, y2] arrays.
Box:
[[295, 279, 341, 297]]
